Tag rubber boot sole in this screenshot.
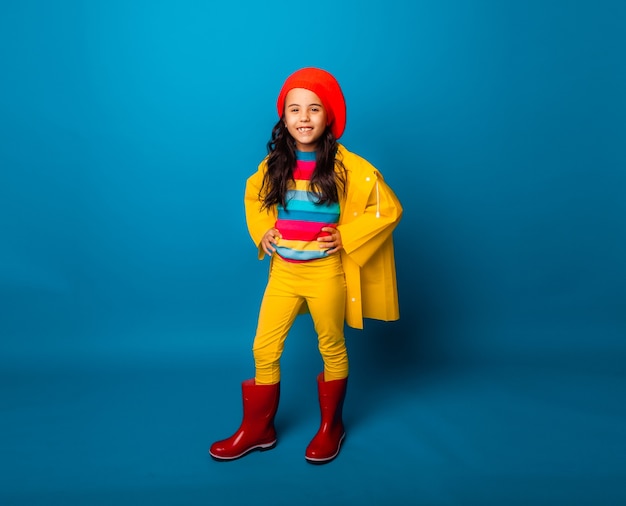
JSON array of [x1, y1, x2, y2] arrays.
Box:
[[209, 439, 277, 461]]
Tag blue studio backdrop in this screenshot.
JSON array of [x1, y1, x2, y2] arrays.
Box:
[[1, 1, 625, 505]]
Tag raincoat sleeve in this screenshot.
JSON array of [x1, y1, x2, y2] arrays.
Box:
[[244, 162, 277, 260], [337, 168, 403, 268]]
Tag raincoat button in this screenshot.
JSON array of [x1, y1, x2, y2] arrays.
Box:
[[365, 177, 370, 182], [351, 297, 356, 302], [353, 211, 358, 216]]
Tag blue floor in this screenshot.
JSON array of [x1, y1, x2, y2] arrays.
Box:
[[2, 336, 625, 506]]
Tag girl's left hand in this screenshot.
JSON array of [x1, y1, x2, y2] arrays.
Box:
[[318, 227, 343, 254]]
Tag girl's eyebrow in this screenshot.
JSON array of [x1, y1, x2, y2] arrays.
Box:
[[287, 103, 323, 108]]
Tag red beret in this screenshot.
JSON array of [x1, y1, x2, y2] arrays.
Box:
[[276, 67, 347, 140]]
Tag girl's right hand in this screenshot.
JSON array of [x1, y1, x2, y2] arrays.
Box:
[[261, 228, 282, 256]]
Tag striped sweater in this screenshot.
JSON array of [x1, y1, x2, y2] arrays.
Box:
[[274, 151, 340, 262]]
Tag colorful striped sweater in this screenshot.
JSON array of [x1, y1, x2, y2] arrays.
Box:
[[274, 151, 340, 262]]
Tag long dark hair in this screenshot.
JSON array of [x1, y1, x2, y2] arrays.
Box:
[[259, 119, 346, 211]]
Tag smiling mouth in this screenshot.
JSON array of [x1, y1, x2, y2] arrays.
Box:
[[297, 127, 313, 133]]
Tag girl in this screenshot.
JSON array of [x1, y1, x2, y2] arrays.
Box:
[[210, 67, 402, 464]]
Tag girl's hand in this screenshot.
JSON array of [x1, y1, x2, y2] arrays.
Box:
[[318, 227, 343, 254], [261, 228, 281, 256]]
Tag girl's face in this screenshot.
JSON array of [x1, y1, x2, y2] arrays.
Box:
[[283, 88, 328, 152]]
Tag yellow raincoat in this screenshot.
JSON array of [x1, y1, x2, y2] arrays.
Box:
[[244, 144, 403, 329]]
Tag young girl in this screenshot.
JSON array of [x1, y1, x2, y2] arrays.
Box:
[[210, 67, 402, 464]]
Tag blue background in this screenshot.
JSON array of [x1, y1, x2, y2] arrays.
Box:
[[1, 1, 625, 504]]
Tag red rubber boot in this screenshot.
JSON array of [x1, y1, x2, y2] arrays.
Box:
[[209, 379, 280, 461], [305, 373, 347, 464]]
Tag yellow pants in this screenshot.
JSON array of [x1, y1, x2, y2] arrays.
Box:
[[253, 253, 348, 385]]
